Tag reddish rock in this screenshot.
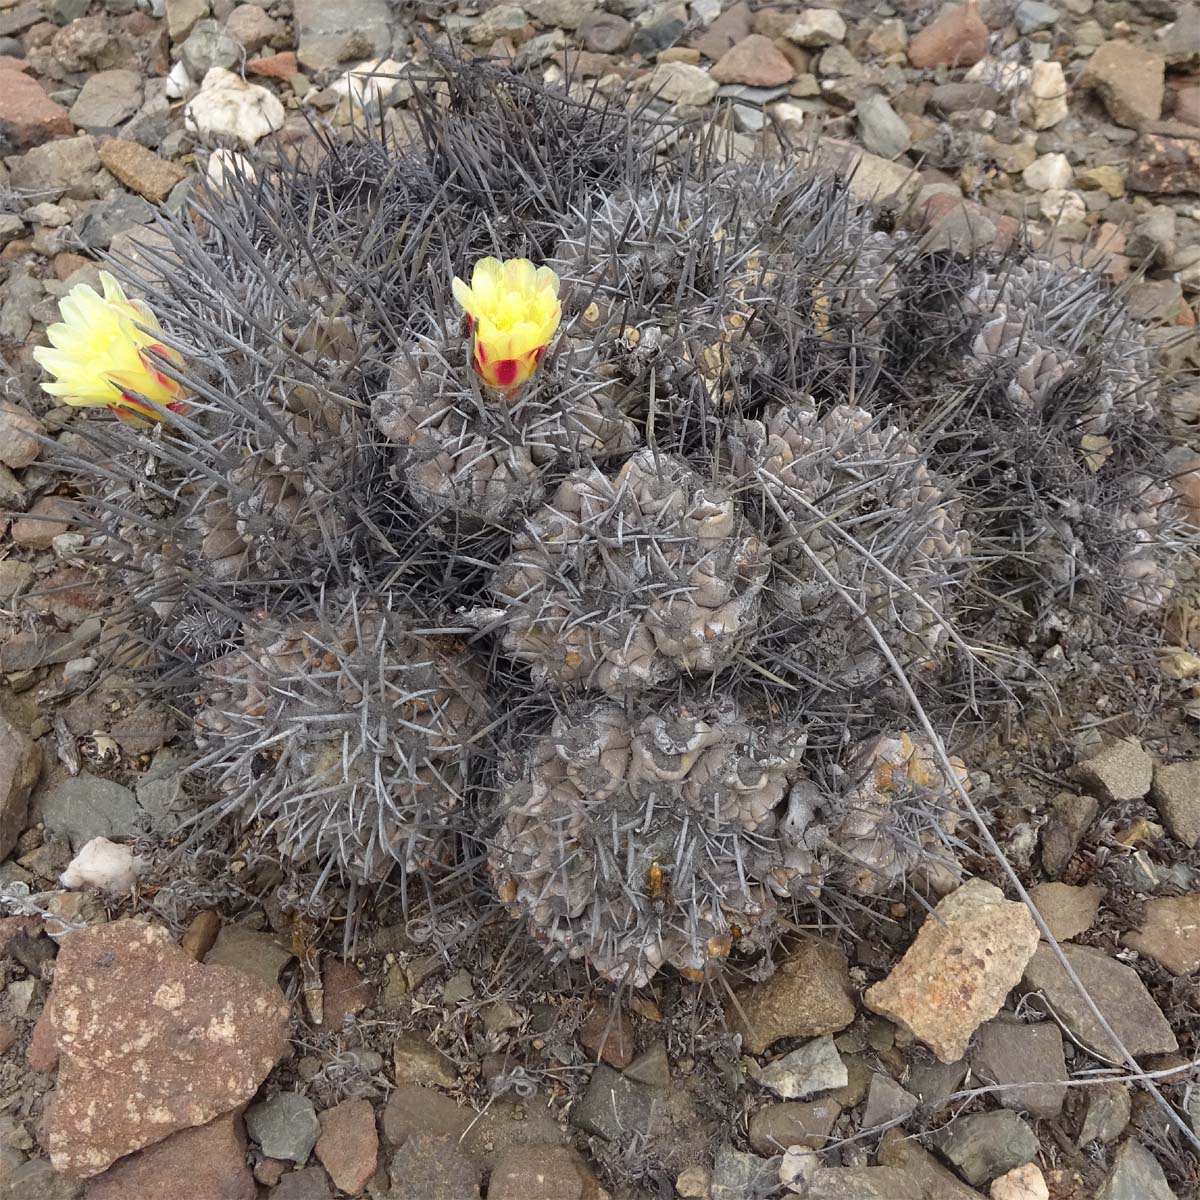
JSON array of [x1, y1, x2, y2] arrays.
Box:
[[0, 69, 72, 152], [1128, 128, 1200, 194], [0, 1023, 16, 1054], [83, 1111, 255, 1200], [578, 1004, 635, 1068], [690, 0, 751, 61], [274, 1167, 334, 1199], [53, 253, 93, 281], [27, 1005, 57, 1073], [382, 1085, 473, 1147], [488, 1146, 605, 1200], [180, 911, 221, 961], [907, 2, 987, 69], [315, 1099, 378, 1195], [26, 564, 102, 626], [710, 34, 795, 87], [11, 495, 73, 549], [552, 50, 630, 78], [921, 191, 1019, 252], [44, 919, 289, 1177], [97, 139, 186, 204], [0, 712, 40, 862], [247, 50, 298, 81], [0, 399, 45, 468], [321, 959, 373, 1027]]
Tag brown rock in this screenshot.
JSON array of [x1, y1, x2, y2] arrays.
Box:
[[388, 1133, 481, 1200], [1080, 42, 1165, 129], [247, 51, 298, 82], [1128, 128, 1200, 194], [273, 1167, 333, 1199], [224, 4, 278, 52], [1123, 894, 1200, 975], [690, 0, 751, 60], [0, 710, 40, 862], [1028, 882, 1104, 942], [381, 1085, 473, 1148], [727, 937, 856, 1055], [315, 1099, 377, 1195], [11, 495, 73, 549], [179, 911, 221, 961], [0, 1021, 17, 1054], [203, 924, 293, 986], [26, 565, 102, 627], [391, 1034, 458, 1088], [83, 1112, 255, 1200], [27, 1005, 58, 1073], [578, 1004, 635, 1068], [1151, 760, 1200, 848], [748, 1099, 840, 1154], [710, 34, 794, 86], [487, 1146, 607, 1200], [97, 139, 186, 204], [0, 400, 45, 468], [864, 880, 1039, 1063], [321, 959, 373, 1027], [1040, 792, 1098, 878], [877, 1128, 982, 1200], [907, 3, 987, 70], [0, 69, 72, 152], [44, 919, 289, 1177]]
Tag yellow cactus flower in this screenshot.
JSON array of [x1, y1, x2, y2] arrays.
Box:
[[452, 257, 561, 394], [33, 271, 187, 425]]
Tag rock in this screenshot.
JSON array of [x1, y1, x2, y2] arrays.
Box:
[[971, 1020, 1067, 1118], [0, 712, 39, 862], [6, 134, 99, 200], [1129, 128, 1200, 194], [166, 0, 208, 41], [1040, 792, 1098, 878], [908, 1057, 969, 1115], [991, 1163, 1049, 1200], [1074, 738, 1153, 804], [1076, 1082, 1130, 1146], [856, 94, 911, 159], [185, 68, 284, 146], [97, 139, 186, 203], [805, 1168, 924, 1199], [314, 1099, 377, 1195], [785, 9, 845, 46], [272, 1167, 333, 1199], [382, 1085, 473, 1148], [294, 0, 391, 73], [711, 1145, 776, 1200], [1077, 164, 1125, 197], [1019, 61, 1067, 130], [0, 401, 44, 469], [82, 1112, 255, 1200], [1022, 151, 1072, 191], [571, 1065, 655, 1140], [203, 924, 293, 986], [1097, 1139, 1177, 1200], [878, 1129, 984, 1200], [11, 494, 73, 549], [676, 1165, 712, 1198], [861, 1075, 919, 1129], [1021, 942, 1176, 1060], [388, 1133, 481, 1200], [1028, 882, 1103, 941], [524, 0, 596, 28], [59, 837, 143, 893], [691, 0, 750, 59], [645, 61, 718, 107], [578, 1004, 634, 1068], [864, 880, 1039, 1064], [710, 34, 794, 86], [35, 772, 139, 851], [1079, 42, 1164, 128], [1122, 894, 1200, 974], [931, 1111, 1038, 1187], [246, 1094, 320, 1166], [1159, 5, 1199, 65], [929, 82, 1001, 114], [466, 5, 529, 44], [907, 3, 988, 69], [181, 18, 241, 76], [748, 1099, 840, 1154], [224, 4, 278, 53], [1152, 761, 1200, 847], [0, 1159, 84, 1200], [728, 938, 855, 1054], [321, 958, 372, 1027], [578, 13, 630, 52], [756, 1035, 847, 1099], [487, 1146, 606, 1200], [816, 44, 860, 77], [180, 911, 220, 961], [68, 68, 141, 130], [392, 1035, 459, 1088], [247, 51, 298, 82], [623, 1042, 670, 1089], [815, 138, 919, 203], [1014, 0, 1058, 30], [0, 69, 72, 153], [44, 919, 289, 1177]]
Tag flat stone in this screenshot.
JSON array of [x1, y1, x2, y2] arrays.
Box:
[[623, 1041, 670, 1089], [757, 1035, 847, 1099], [1040, 792, 1098, 878], [44, 919, 289, 1177], [1023, 151, 1072, 191], [728, 937, 856, 1054], [487, 1146, 605, 1200], [711, 34, 794, 86], [246, 1093, 320, 1166], [0, 69, 72, 153], [815, 137, 920, 203], [1073, 738, 1153, 803], [321, 958, 372, 1027], [224, 4, 278, 53], [387, 1133, 481, 1200], [0, 711, 39, 862], [748, 1099, 841, 1154], [97, 139, 186, 204], [315, 1099, 377, 1195], [1028, 882, 1104, 941], [1080, 42, 1164, 128], [82, 1112, 255, 1200], [272, 1167, 333, 1199], [931, 1110, 1038, 1187], [1015, 0, 1059, 30], [1076, 1082, 1130, 1146], [381, 1085, 473, 1148], [1097, 1138, 1177, 1200], [6, 134, 99, 201], [971, 1019, 1068, 1117], [247, 51, 299, 82], [1020, 942, 1177, 1060], [294, 0, 392, 74], [805, 1167, 923, 1199], [68, 69, 141, 131], [861, 1074, 919, 1129], [392, 1035, 458, 1088], [878, 1128, 983, 1200], [11, 495, 73, 549], [1123, 894, 1200, 974], [0, 1159, 85, 1200], [166, 0, 208, 42], [578, 1003, 634, 1068], [865, 880, 1039, 1063], [928, 82, 1001, 114], [461, 1096, 570, 1172], [203, 924, 293, 986], [35, 772, 139, 851], [909, 1057, 969, 1114], [907, 3, 988, 69]]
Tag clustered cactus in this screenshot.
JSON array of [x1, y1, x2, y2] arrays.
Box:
[[32, 58, 1183, 986]]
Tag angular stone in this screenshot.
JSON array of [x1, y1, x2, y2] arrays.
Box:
[[11, 495, 73, 549], [748, 1098, 840, 1154], [321, 958, 372, 1027], [294, 0, 392, 74], [382, 1085, 473, 1148], [166, 0, 208, 42], [0, 401, 44, 469], [247, 51, 299, 82], [785, 8, 845, 46], [931, 1110, 1038, 1186], [815, 138, 920, 204], [856, 93, 911, 159], [646, 61, 718, 107], [1021, 942, 1177, 1060], [572, 1065, 654, 1140], [865, 880, 1039, 1063], [1028, 882, 1103, 942], [711, 1144, 775, 1200], [0, 711, 39, 862], [0, 69, 72, 153], [711, 34, 794, 87], [1097, 1138, 1177, 1200], [388, 1133, 481, 1200], [68, 69, 142, 131], [246, 1093, 319, 1166], [728, 937, 856, 1054], [35, 772, 138, 851], [1123, 894, 1200, 975], [97, 139, 186, 204], [82, 1112, 255, 1200], [971, 1019, 1067, 1118], [224, 4, 278, 53], [1129, 129, 1200, 195], [44, 919, 289, 1177], [907, 4, 988, 69], [315, 1099, 377, 1195], [909, 1057, 969, 1115], [392, 1034, 459, 1088], [690, 0, 749, 60], [1152, 761, 1200, 847], [6, 134, 99, 201], [203, 924, 293, 986], [1080, 42, 1164, 128], [878, 1128, 983, 1200], [991, 1163, 1049, 1200], [0, 1158, 84, 1200], [1073, 738, 1153, 803], [578, 1004, 634, 1068], [805, 1168, 923, 1199], [1040, 792, 1098, 878], [861, 1074, 919, 1129], [487, 1146, 605, 1200], [272, 1167, 333, 1199], [1076, 1082, 1130, 1146], [757, 1035, 846, 1099]]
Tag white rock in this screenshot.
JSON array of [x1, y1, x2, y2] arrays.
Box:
[[690, 0, 722, 22], [1018, 60, 1068, 129], [1022, 151, 1073, 191], [60, 837, 145, 894], [991, 1163, 1050, 1200], [331, 58, 412, 112], [786, 8, 846, 45], [166, 60, 193, 101], [780, 1148, 817, 1194], [756, 1035, 847, 1099], [207, 148, 257, 191], [1039, 187, 1086, 223], [645, 62, 718, 107], [185, 68, 285, 147], [62, 657, 97, 683], [769, 101, 807, 127]]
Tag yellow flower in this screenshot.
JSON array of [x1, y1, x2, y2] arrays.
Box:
[[33, 271, 187, 425], [452, 257, 561, 394]]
